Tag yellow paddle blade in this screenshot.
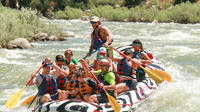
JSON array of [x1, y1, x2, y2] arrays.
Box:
[[140, 66, 164, 84], [20, 95, 35, 106], [152, 69, 172, 82], [5, 86, 26, 109], [106, 93, 121, 112]]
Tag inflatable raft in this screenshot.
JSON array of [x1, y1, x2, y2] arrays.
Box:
[[33, 46, 165, 112], [33, 76, 163, 112]]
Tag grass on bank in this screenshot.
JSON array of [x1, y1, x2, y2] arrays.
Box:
[[0, 5, 62, 46], [53, 2, 200, 23]]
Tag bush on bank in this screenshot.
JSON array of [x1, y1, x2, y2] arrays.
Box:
[[91, 5, 130, 21], [54, 6, 83, 19], [0, 6, 62, 46], [87, 2, 200, 23]]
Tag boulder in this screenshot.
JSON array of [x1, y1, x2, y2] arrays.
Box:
[[82, 16, 89, 21], [6, 38, 32, 49], [61, 31, 75, 37], [33, 33, 48, 41], [58, 37, 65, 41], [48, 35, 58, 41]]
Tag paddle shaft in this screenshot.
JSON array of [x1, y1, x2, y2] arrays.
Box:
[[78, 49, 98, 62], [25, 62, 46, 86], [112, 47, 142, 65], [28, 92, 39, 108]]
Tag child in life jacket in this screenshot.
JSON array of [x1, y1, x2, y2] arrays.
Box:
[[77, 68, 97, 101], [64, 49, 80, 79], [65, 70, 79, 99]]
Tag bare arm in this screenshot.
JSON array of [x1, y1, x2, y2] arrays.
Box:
[[28, 76, 36, 86], [52, 64, 69, 77], [109, 46, 122, 62], [45, 58, 69, 77], [101, 26, 113, 47], [141, 53, 152, 65], [88, 33, 94, 54], [104, 84, 116, 90]]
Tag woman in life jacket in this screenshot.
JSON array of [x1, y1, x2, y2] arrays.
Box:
[[28, 61, 66, 104], [131, 39, 152, 82], [109, 46, 141, 94], [65, 71, 79, 99], [77, 69, 97, 101]]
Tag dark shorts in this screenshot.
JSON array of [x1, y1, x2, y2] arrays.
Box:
[[97, 90, 116, 103], [136, 69, 145, 82], [124, 80, 137, 90]]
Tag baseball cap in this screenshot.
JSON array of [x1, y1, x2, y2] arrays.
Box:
[[98, 47, 107, 54], [42, 61, 52, 68], [90, 16, 100, 22], [130, 39, 142, 47], [55, 55, 64, 61]]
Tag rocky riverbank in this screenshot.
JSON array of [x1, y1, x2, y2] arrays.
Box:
[[1, 31, 75, 49]]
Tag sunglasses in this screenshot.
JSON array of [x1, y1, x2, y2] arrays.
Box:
[[90, 22, 97, 24]]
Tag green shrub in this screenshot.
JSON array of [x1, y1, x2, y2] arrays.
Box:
[[129, 6, 158, 22], [155, 10, 172, 22], [167, 2, 200, 23], [0, 6, 62, 46], [54, 10, 68, 19], [91, 5, 130, 21], [95, 0, 118, 6], [64, 6, 83, 19]]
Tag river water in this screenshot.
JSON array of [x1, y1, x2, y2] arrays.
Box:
[[0, 19, 200, 112]]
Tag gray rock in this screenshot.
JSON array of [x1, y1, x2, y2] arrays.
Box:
[[82, 16, 89, 21], [58, 37, 65, 41], [48, 35, 58, 41], [152, 19, 158, 23], [6, 38, 32, 49], [61, 31, 75, 37], [33, 33, 48, 41]]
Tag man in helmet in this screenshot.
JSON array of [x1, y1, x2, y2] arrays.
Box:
[[84, 58, 116, 103], [87, 16, 113, 56]]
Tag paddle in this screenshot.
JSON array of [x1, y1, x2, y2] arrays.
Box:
[[81, 60, 121, 112], [78, 49, 99, 62], [27, 92, 39, 108], [5, 62, 46, 109], [112, 47, 171, 84], [20, 95, 35, 106]]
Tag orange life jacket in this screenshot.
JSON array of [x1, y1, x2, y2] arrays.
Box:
[[66, 80, 77, 97], [78, 82, 93, 96]]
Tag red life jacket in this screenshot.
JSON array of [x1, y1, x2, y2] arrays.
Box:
[[46, 77, 55, 94], [39, 74, 57, 96], [57, 75, 66, 90]]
